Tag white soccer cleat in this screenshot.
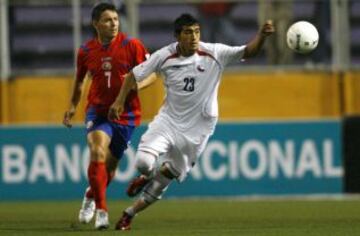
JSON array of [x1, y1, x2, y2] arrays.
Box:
[[95, 209, 109, 230], [78, 193, 95, 224]]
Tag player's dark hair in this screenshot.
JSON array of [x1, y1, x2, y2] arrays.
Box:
[[91, 2, 117, 22], [174, 13, 199, 36]]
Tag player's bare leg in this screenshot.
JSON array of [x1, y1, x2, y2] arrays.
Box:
[[116, 163, 176, 230], [105, 153, 118, 185]]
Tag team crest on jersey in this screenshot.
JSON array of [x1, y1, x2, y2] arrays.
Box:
[[102, 61, 112, 71], [197, 65, 205, 72]]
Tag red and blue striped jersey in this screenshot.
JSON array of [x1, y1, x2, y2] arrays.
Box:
[[76, 33, 148, 126]]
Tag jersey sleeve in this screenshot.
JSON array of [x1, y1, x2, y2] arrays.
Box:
[[132, 49, 163, 82], [130, 38, 150, 66], [76, 47, 88, 82], [215, 43, 246, 67]]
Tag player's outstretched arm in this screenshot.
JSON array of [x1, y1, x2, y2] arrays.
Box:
[[108, 72, 137, 120], [136, 73, 158, 91], [243, 20, 275, 59], [63, 78, 84, 128]]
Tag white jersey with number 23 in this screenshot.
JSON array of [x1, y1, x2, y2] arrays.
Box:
[[133, 42, 246, 133], [132, 41, 246, 181]]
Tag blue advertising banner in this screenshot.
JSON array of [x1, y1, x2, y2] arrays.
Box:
[[0, 120, 343, 200]]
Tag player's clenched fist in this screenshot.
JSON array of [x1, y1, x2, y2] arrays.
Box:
[[63, 110, 75, 128], [108, 103, 123, 121], [261, 20, 275, 36]]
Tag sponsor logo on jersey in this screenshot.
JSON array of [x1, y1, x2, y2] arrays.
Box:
[[102, 57, 111, 61], [171, 64, 186, 69]]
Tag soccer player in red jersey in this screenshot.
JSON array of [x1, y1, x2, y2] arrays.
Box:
[[63, 2, 155, 230]]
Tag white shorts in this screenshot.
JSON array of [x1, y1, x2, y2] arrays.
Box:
[[138, 114, 216, 182]]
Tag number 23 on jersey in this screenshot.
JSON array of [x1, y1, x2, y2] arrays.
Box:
[[183, 77, 195, 92]]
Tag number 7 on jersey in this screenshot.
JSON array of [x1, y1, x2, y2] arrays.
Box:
[[105, 71, 111, 88]]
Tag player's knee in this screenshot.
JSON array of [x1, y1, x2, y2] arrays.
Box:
[[89, 144, 106, 162], [135, 150, 156, 175], [141, 172, 172, 204]]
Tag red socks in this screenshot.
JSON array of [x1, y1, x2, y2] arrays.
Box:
[[85, 187, 94, 199], [87, 161, 108, 211], [85, 169, 116, 199]]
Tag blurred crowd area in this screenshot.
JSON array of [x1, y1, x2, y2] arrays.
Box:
[[3, 0, 358, 73]]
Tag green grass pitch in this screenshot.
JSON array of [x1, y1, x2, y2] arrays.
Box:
[[0, 198, 360, 236]]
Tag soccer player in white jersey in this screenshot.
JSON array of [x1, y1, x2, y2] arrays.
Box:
[[108, 13, 274, 230]]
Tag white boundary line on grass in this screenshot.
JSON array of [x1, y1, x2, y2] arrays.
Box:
[[167, 194, 360, 202]]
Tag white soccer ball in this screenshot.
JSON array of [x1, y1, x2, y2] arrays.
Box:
[[286, 21, 319, 54]]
